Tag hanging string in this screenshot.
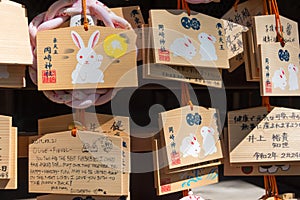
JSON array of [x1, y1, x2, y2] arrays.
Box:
[[82, 0, 89, 31], [71, 109, 86, 137], [263, 0, 269, 15], [262, 96, 271, 112], [181, 82, 194, 110], [234, 0, 240, 12], [263, 175, 280, 199], [271, 0, 285, 46], [178, 0, 191, 15], [268, 0, 273, 14]]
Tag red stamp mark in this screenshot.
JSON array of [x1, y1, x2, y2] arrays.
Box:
[[158, 49, 170, 62], [265, 81, 272, 93], [42, 70, 56, 83], [171, 152, 181, 166], [161, 178, 171, 193]]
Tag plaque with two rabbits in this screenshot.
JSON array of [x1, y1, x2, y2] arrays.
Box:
[[159, 106, 223, 169], [149, 10, 229, 69], [37, 26, 137, 90]]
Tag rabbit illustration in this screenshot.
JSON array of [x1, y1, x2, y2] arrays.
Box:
[[198, 32, 217, 61], [180, 134, 201, 158], [200, 126, 217, 156], [259, 165, 279, 174], [71, 30, 104, 84], [170, 35, 196, 60], [272, 68, 287, 90], [288, 63, 299, 90]]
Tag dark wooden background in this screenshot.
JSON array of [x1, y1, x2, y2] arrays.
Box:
[[0, 0, 299, 199]]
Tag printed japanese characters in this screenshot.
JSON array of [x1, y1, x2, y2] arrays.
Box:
[[160, 106, 223, 169]]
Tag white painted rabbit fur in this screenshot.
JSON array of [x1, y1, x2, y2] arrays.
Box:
[[170, 35, 196, 60], [71, 30, 104, 84], [198, 32, 217, 61], [180, 133, 201, 158], [272, 67, 287, 90], [288, 63, 299, 91], [201, 126, 217, 156]]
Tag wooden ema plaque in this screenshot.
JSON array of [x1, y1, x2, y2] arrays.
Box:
[[222, 0, 264, 81], [224, 126, 300, 176], [29, 131, 123, 196], [260, 43, 300, 96], [111, 6, 145, 61], [0, 1, 32, 65], [38, 113, 130, 196], [230, 107, 300, 164], [222, 0, 264, 27], [242, 30, 260, 82], [153, 139, 218, 196], [0, 1, 31, 88], [37, 26, 137, 90], [222, 19, 248, 72], [0, 65, 25, 88], [142, 24, 223, 88], [253, 15, 299, 78], [0, 115, 12, 180], [160, 106, 223, 169], [0, 127, 17, 189], [149, 9, 229, 69]]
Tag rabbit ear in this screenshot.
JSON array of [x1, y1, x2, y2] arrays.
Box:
[[88, 30, 100, 48], [71, 31, 85, 49]]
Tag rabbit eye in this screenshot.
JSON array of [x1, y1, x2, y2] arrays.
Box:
[[191, 142, 194, 145], [91, 55, 94, 58], [79, 55, 83, 59]]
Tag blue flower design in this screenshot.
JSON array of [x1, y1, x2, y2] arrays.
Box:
[[278, 49, 284, 61], [181, 17, 191, 29], [278, 49, 290, 62], [186, 113, 195, 126], [194, 113, 202, 125], [190, 18, 200, 30]]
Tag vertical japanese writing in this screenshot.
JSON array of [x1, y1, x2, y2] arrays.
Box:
[[168, 126, 181, 165], [224, 20, 247, 56], [265, 57, 272, 93], [158, 24, 170, 61], [216, 22, 225, 50], [42, 37, 58, 83], [53, 38, 58, 54], [130, 9, 143, 41]]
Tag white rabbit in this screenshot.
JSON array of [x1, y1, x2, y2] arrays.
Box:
[[170, 35, 196, 60], [198, 32, 217, 61], [272, 67, 287, 90], [71, 30, 104, 84], [200, 126, 217, 156], [180, 133, 201, 158], [288, 63, 299, 90]]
